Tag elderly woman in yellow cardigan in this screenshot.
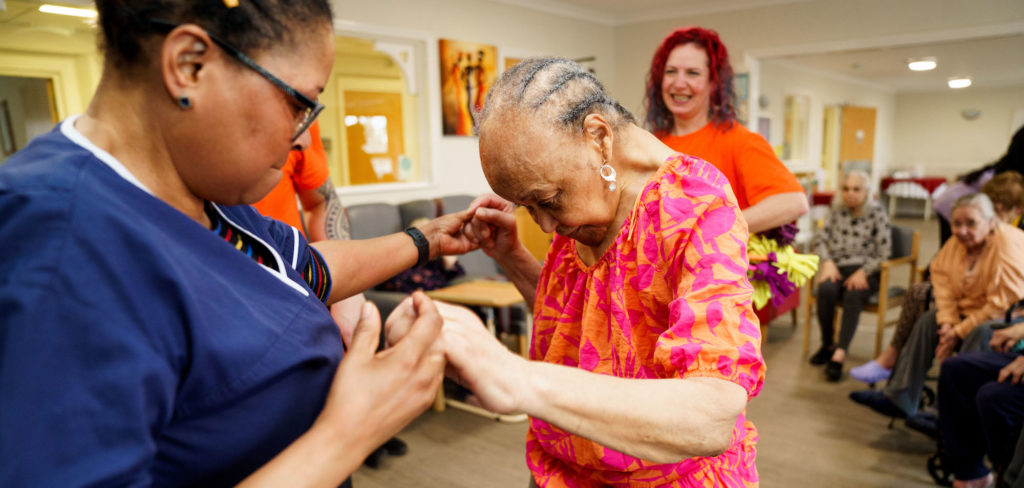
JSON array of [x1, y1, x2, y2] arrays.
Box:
[[851, 192, 1024, 421]]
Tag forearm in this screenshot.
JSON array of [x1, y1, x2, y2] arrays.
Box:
[[301, 180, 350, 243], [519, 361, 746, 462], [238, 421, 371, 488], [313, 234, 419, 303], [742, 192, 809, 234], [494, 245, 542, 310]]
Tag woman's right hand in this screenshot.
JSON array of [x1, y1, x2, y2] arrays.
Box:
[[816, 259, 841, 284], [465, 194, 521, 259], [316, 294, 445, 457]]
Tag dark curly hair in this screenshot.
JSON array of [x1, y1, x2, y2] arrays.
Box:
[[644, 27, 737, 135], [95, 0, 333, 70]]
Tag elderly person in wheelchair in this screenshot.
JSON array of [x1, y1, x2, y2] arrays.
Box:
[[850, 193, 1024, 424]]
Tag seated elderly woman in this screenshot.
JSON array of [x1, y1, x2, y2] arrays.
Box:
[[810, 170, 891, 382], [851, 193, 1024, 421], [851, 172, 1024, 384], [441, 58, 765, 487]]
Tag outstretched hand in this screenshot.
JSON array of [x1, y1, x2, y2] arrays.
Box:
[[464, 194, 522, 259], [316, 295, 445, 456], [439, 301, 530, 415], [420, 209, 480, 258]]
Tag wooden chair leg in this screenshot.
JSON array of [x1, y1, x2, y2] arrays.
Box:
[[875, 309, 886, 358], [802, 290, 813, 355]]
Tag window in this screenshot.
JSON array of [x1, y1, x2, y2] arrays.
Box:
[[320, 33, 429, 189]]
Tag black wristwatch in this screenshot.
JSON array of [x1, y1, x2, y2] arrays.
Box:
[[403, 227, 430, 268]]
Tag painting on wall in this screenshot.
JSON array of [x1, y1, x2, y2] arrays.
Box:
[[439, 38, 496, 136]]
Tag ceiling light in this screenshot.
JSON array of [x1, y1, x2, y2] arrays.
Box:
[[907, 58, 937, 71], [38, 4, 98, 18], [948, 77, 972, 89]]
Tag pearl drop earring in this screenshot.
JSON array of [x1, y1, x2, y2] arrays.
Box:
[[599, 163, 617, 192]]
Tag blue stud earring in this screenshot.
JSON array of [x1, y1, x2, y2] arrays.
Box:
[[177, 96, 192, 110]]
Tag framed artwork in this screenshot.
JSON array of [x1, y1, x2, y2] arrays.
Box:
[[0, 100, 15, 156], [439, 38, 496, 136]]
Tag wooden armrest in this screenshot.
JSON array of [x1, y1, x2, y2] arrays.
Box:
[[880, 255, 917, 269]]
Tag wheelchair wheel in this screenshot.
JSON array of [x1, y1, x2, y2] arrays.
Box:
[[928, 451, 953, 487]]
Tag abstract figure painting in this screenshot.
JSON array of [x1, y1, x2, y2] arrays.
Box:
[[439, 38, 496, 136]]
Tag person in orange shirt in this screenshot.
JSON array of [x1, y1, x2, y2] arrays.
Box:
[[252, 120, 348, 241], [644, 27, 808, 234]]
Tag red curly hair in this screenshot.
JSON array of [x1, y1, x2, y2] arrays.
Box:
[[644, 27, 737, 134]]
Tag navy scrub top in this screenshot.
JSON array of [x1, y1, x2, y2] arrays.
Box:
[[0, 117, 345, 486]]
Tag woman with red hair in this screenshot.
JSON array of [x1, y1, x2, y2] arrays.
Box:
[[645, 27, 808, 234]]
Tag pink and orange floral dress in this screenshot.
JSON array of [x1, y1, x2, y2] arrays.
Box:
[[527, 153, 765, 487]]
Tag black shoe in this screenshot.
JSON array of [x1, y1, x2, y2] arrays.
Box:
[[809, 345, 835, 365], [906, 412, 939, 439], [825, 360, 843, 382], [849, 390, 907, 419], [383, 437, 408, 456], [363, 447, 386, 469]]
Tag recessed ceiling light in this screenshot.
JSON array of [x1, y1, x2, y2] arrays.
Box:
[[948, 77, 972, 89], [38, 4, 98, 18], [907, 58, 937, 71]]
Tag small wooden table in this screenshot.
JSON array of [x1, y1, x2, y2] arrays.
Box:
[[426, 279, 530, 422]]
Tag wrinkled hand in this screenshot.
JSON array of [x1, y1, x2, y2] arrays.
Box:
[[316, 297, 445, 453], [816, 260, 841, 285], [464, 194, 521, 259], [998, 356, 1024, 384], [440, 302, 529, 415], [420, 209, 480, 258], [844, 269, 869, 291], [329, 293, 368, 347], [935, 323, 960, 362], [991, 323, 1024, 353]]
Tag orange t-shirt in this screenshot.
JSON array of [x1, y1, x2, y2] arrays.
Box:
[[252, 121, 330, 235], [659, 122, 803, 210]]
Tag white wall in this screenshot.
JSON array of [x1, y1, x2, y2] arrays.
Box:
[[330, 0, 616, 205], [758, 59, 896, 185], [892, 86, 1024, 179]]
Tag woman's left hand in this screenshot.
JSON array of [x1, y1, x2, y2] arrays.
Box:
[[843, 269, 869, 291], [998, 356, 1024, 384]]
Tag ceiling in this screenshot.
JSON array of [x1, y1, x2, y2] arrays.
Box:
[[772, 33, 1024, 93], [3, 0, 1022, 93]]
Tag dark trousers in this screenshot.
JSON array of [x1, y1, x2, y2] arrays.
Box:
[[816, 265, 879, 351], [939, 351, 1024, 480]]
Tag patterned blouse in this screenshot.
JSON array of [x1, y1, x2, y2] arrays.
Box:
[[811, 201, 891, 276], [527, 153, 765, 487]]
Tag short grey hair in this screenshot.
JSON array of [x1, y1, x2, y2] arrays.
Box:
[[832, 169, 874, 213], [952, 192, 998, 221]]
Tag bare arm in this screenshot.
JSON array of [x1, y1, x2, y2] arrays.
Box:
[[300, 179, 350, 242], [312, 209, 479, 304], [465, 194, 542, 309], [742, 191, 809, 234], [443, 319, 747, 462]]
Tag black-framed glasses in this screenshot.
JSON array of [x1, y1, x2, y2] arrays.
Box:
[[150, 19, 324, 142]]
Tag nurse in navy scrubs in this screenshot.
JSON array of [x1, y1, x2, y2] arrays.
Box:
[[0, 0, 476, 485]]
